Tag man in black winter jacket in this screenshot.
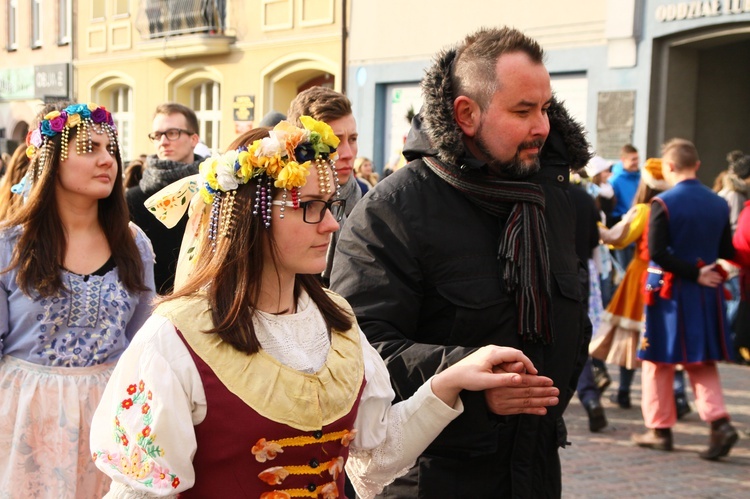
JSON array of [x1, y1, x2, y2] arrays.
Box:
[[331, 26, 591, 498]]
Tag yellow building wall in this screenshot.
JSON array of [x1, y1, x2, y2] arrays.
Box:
[[349, 0, 608, 64], [0, 0, 74, 139], [74, 0, 343, 160]]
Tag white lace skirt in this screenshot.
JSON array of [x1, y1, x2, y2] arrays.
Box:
[[0, 356, 113, 499]]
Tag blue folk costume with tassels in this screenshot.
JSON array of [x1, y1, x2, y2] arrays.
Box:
[[638, 179, 735, 364]]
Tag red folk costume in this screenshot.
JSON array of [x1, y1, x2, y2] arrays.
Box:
[[176, 326, 364, 499], [91, 118, 465, 498], [91, 292, 462, 498]]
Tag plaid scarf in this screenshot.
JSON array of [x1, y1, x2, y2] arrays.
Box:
[[139, 155, 203, 196], [424, 156, 553, 343]]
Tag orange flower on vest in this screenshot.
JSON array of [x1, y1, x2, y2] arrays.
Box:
[[260, 491, 291, 499], [321, 482, 339, 499], [258, 466, 290, 485], [327, 457, 344, 480], [340, 429, 357, 446], [252, 438, 284, 462]]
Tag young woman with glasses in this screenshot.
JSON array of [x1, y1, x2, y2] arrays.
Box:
[[90, 120, 559, 498]]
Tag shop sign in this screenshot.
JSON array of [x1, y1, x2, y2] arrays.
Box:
[[656, 0, 750, 22], [34, 64, 70, 99], [0, 67, 35, 101]]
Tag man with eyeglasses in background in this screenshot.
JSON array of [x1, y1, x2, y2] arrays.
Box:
[[126, 103, 206, 294]]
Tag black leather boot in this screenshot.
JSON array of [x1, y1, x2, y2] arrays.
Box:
[[675, 393, 692, 419], [699, 418, 738, 461], [609, 390, 631, 409], [584, 399, 607, 433]]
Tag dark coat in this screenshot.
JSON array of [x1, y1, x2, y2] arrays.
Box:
[[331, 118, 590, 498], [331, 41, 592, 497], [126, 185, 185, 295], [126, 155, 202, 294]]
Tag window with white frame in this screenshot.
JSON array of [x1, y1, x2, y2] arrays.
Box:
[[113, 0, 129, 17], [59, 0, 71, 44], [92, 0, 105, 19], [8, 0, 18, 50], [110, 86, 134, 162], [192, 81, 221, 153], [32, 0, 43, 47]]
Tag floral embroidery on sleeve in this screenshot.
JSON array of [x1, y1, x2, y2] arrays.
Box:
[[93, 380, 180, 490]]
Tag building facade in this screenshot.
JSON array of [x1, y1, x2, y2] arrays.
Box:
[[1, 0, 345, 162], [0, 0, 73, 155], [75, 0, 345, 162], [347, 0, 750, 183]]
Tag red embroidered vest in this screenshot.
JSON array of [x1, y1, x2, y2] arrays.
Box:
[[175, 329, 365, 498]]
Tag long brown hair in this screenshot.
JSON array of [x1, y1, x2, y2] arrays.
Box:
[[1, 109, 146, 297], [632, 180, 663, 205], [165, 127, 353, 354], [0, 144, 30, 221]]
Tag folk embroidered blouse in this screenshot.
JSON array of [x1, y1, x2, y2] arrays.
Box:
[[0, 225, 156, 367], [90, 291, 463, 499]]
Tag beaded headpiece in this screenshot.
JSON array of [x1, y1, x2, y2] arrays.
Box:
[[197, 116, 340, 240], [145, 116, 340, 262], [12, 103, 117, 196], [25, 103, 116, 160]]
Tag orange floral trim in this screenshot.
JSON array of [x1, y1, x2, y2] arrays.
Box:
[[259, 457, 344, 485], [260, 481, 338, 499], [252, 429, 356, 463], [147, 180, 199, 223], [639, 336, 650, 351], [93, 380, 180, 490]]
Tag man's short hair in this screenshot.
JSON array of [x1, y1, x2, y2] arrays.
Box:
[[153, 103, 199, 134], [662, 138, 699, 170], [451, 27, 544, 110], [621, 144, 638, 155], [286, 87, 353, 125]]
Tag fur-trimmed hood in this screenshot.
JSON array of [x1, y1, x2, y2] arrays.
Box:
[[419, 46, 591, 171]]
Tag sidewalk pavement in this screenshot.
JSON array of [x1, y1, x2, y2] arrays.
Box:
[[561, 362, 750, 498]]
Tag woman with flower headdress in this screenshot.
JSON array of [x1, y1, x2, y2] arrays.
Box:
[[0, 102, 155, 497], [89, 119, 560, 498], [590, 158, 673, 410]]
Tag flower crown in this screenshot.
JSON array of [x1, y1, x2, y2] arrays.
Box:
[[25, 102, 117, 160], [12, 102, 117, 197], [198, 116, 339, 205]]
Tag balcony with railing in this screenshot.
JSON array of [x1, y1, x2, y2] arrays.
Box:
[[136, 0, 235, 58]]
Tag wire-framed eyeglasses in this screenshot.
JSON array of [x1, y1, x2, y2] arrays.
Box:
[[147, 128, 194, 142], [271, 199, 346, 224]]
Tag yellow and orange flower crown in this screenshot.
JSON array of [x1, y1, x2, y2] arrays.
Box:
[[143, 116, 341, 270], [198, 116, 339, 205]]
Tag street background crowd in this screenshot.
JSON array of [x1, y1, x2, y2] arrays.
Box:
[[0, 23, 748, 499]]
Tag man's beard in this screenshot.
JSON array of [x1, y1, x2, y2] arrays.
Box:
[[475, 125, 544, 180]]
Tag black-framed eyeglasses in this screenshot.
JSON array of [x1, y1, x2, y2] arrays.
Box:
[[147, 128, 194, 142], [271, 199, 346, 224]]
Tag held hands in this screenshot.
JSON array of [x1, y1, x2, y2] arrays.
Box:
[[430, 345, 559, 416], [698, 264, 724, 288]]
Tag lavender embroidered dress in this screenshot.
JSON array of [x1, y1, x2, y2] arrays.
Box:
[[0, 224, 155, 499]]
